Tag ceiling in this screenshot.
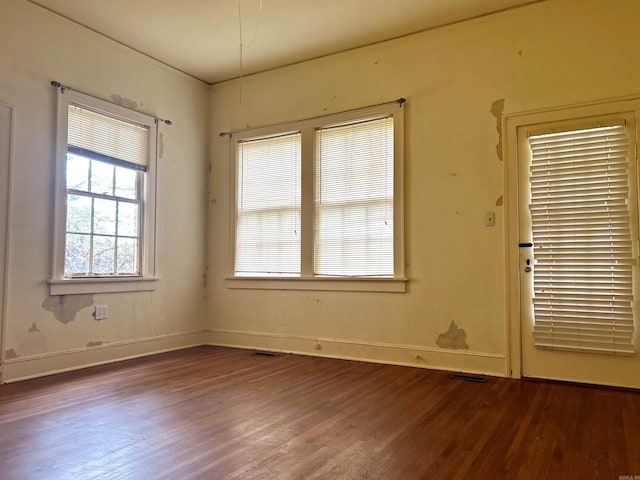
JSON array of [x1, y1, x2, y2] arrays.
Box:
[[29, 0, 540, 84]]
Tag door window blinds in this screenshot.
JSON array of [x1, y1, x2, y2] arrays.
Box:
[[528, 124, 636, 354]]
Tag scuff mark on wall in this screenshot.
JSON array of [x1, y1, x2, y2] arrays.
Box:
[[42, 294, 94, 324], [436, 321, 469, 350], [110, 94, 138, 110], [86, 341, 104, 348], [490, 98, 505, 161], [28, 322, 40, 333], [5, 349, 18, 359], [495, 195, 504, 207]]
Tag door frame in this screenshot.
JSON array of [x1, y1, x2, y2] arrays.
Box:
[[0, 102, 14, 385], [504, 94, 640, 381]]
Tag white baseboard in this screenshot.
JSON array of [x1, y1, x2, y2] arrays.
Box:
[[205, 329, 507, 377], [2, 328, 508, 383], [2, 330, 207, 383]]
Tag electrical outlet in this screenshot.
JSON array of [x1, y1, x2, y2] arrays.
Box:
[[95, 305, 109, 320]]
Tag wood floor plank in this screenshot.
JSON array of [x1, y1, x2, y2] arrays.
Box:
[[1, 346, 639, 479]]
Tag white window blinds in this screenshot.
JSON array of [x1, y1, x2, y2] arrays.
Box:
[[68, 104, 149, 170], [235, 133, 301, 277], [314, 116, 394, 277], [528, 124, 636, 354]]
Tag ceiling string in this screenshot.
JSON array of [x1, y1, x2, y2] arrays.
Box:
[[238, 0, 263, 105]]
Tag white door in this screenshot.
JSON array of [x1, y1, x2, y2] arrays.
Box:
[[0, 104, 11, 384], [516, 101, 640, 388]]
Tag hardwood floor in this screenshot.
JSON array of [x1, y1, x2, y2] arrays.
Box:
[[0, 346, 639, 479]]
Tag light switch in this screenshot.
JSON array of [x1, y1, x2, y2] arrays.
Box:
[[485, 211, 496, 227]]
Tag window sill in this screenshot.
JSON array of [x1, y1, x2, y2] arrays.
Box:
[[225, 276, 407, 293], [47, 276, 159, 295]]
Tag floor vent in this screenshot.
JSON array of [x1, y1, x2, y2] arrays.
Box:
[[449, 373, 487, 383], [253, 351, 278, 357]]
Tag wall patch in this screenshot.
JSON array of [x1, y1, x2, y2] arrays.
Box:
[[110, 94, 138, 110], [42, 294, 94, 324], [436, 321, 469, 350], [5, 348, 18, 359]]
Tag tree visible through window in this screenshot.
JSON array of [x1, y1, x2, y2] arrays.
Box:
[[65, 152, 141, 275]]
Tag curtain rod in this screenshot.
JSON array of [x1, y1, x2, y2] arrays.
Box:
[[219, 97, 405, 137], [50, 81, 172, 125]]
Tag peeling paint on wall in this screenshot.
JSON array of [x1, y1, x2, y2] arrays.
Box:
[[42, 294, 94, 324], [86, 341, 104, 347], [5, 348, 18, 359], [436, 321, 469, 350], [490, 98, 505, 161], [110, 94, 138, 110], [495, 195, 504, 207]]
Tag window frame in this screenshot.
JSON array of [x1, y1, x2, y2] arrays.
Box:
[[226, 102, 406, 292], [49, 89, 158, 295]]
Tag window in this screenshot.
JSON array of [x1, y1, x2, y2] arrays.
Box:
[[315, 116, 394, 277], [235, 132, 301, 276], [229, 101, 405, 292], [50, 89, 158, 294]]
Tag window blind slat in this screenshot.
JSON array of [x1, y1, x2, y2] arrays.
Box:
[[527, 124, 636, 354]]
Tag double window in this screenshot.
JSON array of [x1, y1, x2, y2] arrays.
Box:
[[50, 89, 158, 294], [230, 101, 405, 291]]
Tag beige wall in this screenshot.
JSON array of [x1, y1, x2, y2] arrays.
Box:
[[208, 0, 640, 375], [0, 0, 209, 381]]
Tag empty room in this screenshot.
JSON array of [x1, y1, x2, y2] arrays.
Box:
[[1, 0, 639, 478]]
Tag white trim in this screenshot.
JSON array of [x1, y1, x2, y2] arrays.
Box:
[[206, 329, 506, 377], [2, 330, 206, 383], [47, 276, 159, 295], [0, 102, 15, 384], [225, 276, 407, 292], [52, 89, 158, 293]]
